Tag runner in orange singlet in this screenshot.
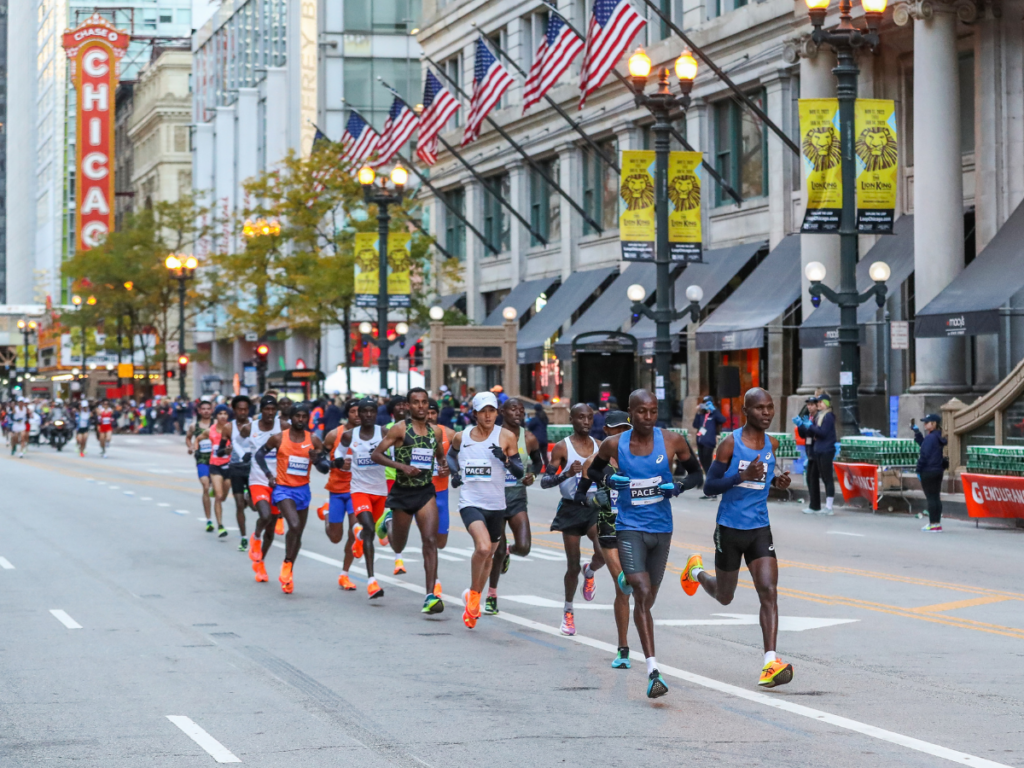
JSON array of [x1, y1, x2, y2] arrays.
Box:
[[322, 401, 365, 591], [96, 399, 115, 457]]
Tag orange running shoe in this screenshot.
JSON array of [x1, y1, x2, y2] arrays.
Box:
[[393, 558, 406, 575], [352, 524, 364, 559], [275, 517, 285, 535], [367, 579, 384, 599], [681, 553, 703, 596], [338, 573, 356, 590], [461, 589, 480, 629], [317, 502, 328, 521], [253, 561, 269, 582], [248, 535, 263, 563], [759, 658, 794, 688], [433, 580, 442, 598], [279, 561, 294, 594]]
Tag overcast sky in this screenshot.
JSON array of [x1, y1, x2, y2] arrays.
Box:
[[192, 0, 219, 31]]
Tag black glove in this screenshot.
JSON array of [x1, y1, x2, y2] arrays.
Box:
[[680, 472, 703, 492], [450, 472, 463, 488], [490, 445, 508, 464], [216, 436, 229, 457], [241, 452, 252, 464], [332, 456, 347, 470]]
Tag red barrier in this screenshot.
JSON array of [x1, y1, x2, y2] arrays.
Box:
[[962, 473, 1024, 519], [834, 462, 880, 511]]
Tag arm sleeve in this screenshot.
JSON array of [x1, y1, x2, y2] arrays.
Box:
[[703, 460, 741, 496], [506, 452, 525, 479], [676, 452, 704, 491], [540, 464, 564, 489], [585, 454, 610, 484], [529, 448, 544, 475], [445, 443, 461, 474], [216, 435, 229, 457], [254, 445, 272, 479]]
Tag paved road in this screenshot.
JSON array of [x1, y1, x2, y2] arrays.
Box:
[[2, 434, 1023, 767]]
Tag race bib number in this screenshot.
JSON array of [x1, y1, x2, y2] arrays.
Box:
[[410, 447, 434, 470], [266, 450, 277, 462], [199, 440, 213, 453], [629, 477, 662, 506], [464, 459, 492, 482], [287, 456, 310, 476], [504, 467, 518, 486], [610, 489, 619, 505], [737, 459, 767, 490], [355, 452, 375, 468]]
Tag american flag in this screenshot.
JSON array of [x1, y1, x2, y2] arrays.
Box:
[[416, 70, 460, 166], [522, 13, 584, 113], [578, 0, 646, 109], [373, 97, 419, 167], [461, 37, 514, 147], [341, 112, 380, 167]]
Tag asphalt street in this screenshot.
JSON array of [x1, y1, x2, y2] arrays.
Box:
[[2, 433, 1023, 767]]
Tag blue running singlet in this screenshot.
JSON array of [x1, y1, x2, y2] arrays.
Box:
[[615, 428, 675, 534], [716, 428, 776, 530]]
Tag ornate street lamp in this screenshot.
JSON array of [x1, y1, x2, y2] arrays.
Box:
[[165, 254, 198, 397]]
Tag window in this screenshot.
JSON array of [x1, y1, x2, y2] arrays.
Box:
[[714, 91, 768, 204], [143, 9, 157, 30], [344, 0, 371, 31], [444, 56, 461, 127], [444, 188, 466, 260], [489, 29, 508, 109], [959, 53, 974, 155], [343, 58, 418, 131], [583, 138, 619, 234], [159, 10, 173, 23], [177, 8, 192, 26], [344, 0, 421, 33], [484, 174, 511, 253], [530, 158, 560, 245]]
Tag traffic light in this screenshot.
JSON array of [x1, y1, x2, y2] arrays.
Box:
[[178, 354, 189, 376], [255, 343, 270, 361], [166, 369, 175, 379], [254, 343, 270, 393]]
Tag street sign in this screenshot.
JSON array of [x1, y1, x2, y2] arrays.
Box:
[[890, 321, 909, 350], [243, 365, 257, 388], [398, 357, 410, 374], [244, 332, 259, 342], [166, 340, 179, 357]]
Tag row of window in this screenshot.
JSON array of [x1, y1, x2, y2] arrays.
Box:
[[342, 0, 421, 34]]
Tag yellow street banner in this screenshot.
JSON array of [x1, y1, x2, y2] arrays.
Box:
[[855, 99, 898, 234], [387, 233, 412, 309], [799, 99, 842, 233], [354, 232, 379, 308], [668, 151, 703, 263], [619, 150, 655, 261]]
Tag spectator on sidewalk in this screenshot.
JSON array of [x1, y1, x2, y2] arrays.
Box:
[[795, 396, 819, 512], [526, 403, 548, 458], [914, 414, 948, 532], [803, 395, 837, 515], [693, 396, 726, 499]]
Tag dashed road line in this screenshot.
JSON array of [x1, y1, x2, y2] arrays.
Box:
[[0, 557, 14, 569], [165, 716, 240, 763], [49, 609, 82, 629]]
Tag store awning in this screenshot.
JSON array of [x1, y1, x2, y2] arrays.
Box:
[[916, 201, 1024, 337], [799, 215, 915, 348], [482, 277, 557, 326], [439, 293, 465, 311], [629, 241, 767, 353], [554, 263, 658, 359], [516, 267, 617, 365], [695, 234, 802, 352]]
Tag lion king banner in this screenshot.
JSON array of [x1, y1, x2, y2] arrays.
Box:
[[353, 231, 411, 308], [668, 151, 703, 263], [354, 232, 380, 308], [854, 99, 897, 234], [799, 99, 842, 233], [619, 150, 656, 261], [387, 233, 411, 308]]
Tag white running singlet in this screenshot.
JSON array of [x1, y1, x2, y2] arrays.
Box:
[[458, 424, 506, 512], [559, 435, 599, 501], [248, 420, 281, 486], [349, 425, 388, 496]]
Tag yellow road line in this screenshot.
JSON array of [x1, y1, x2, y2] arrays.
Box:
[[907, 595, 1011, 614]]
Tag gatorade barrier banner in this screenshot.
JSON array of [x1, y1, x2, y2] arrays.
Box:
[[668, 151, 703, 263], [834, 461, 879, 511], [799, 99, 842, 233], [854, 99, 898, 234], [962, 473, 1024, 519], [353, 231, 411, 308], [619, 150, 655, 261], [62, 15, 130, 251]]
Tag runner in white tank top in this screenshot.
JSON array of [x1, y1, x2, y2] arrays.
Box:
[[349, 424, 388, 496], [239, 395, 284, 578], [228, 396, 254, 552]]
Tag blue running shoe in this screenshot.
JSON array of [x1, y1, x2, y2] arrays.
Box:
[[647, 670, 668, 698], [611, 647, 631, 669], [617, 571, 633, 596]]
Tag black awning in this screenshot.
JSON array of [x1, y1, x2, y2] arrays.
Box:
[[695, 235, 801, 352], [482, 276, 557, 326], [629, 241, 767, 353], [799, 215, 914, 349], [554, 263, 657, 359], [516, 267, 617, 365], [916, 201, 1024, 337], [439, 293, 465, 311]]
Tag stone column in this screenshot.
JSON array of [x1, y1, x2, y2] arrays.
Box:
[[764, 71, 794, 249], [557, 142, 583, 276], [507, 160, 526, 283], [236, 89, 259, 204]]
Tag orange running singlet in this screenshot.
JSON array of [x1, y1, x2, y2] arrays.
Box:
[[325, 426, 352, 494], [276, 429, 314, 487]]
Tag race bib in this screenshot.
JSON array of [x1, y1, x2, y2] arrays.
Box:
[[464, 459, 492, 482], [410, 447, 434, 470], [628, 477, 662, 506], [199, 440, 213, 453], [287, 456, 310, 476], [610, 489, 619, 505], [737, 458, 767, 490], [504, 467, 518, 486], [265, 450, 277, 462]]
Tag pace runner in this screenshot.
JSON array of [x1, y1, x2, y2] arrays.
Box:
[[228, 396, 253, 552], [254, 401, 330, 594], [96, 399, 114, 457], [542, 402, 605, 635], [321, 401, 364, 593], [75, 401, 92, 456], [586, 389, 703, 698], [371, 388, 449, 614], [185, 400, 215, 531], [681, 387, 794, 688], [335, 399, 388, 599], [445, 391, 525, 629], [202, 406, 233, 538], [574, 409, 633, 668], [240, 395, 281, 582]]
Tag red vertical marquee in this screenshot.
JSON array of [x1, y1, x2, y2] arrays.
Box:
[[62, 14, 130, 251]]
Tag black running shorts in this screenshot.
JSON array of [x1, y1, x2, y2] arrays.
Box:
[[208, 464, 228, 478], [459, 506, 505, 543], [386, 483, 436, 514], [616, 530, 672, 588], [714, 524, 776, 572], [503, 485, 528, 518], [550, 498, 597, 537]]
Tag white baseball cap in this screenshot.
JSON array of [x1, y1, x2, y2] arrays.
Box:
[[471, 391, 498, 412]]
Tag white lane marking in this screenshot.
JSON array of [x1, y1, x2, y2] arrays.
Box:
[[438, 546, 476, 557], [157, 503, 171, 508], [165, 716, 240, 763], [174, 510, 189, 516], [501, 595, 613, 610], [108, 485, 120, 490], [0, 557, 14, 569], [196, 517, 207, 521], [141, 496, 153, 501], [85, 478, 95, 482], [520, 549, 565, 561], [96, 481, 107, 485], [436, 552, 465, 562], [123, 491, 135, 496], [656, 614, 859, 632], [49, 609, 82, 629], [284, 542, 1011, 768], [827, 531, 865, 537]]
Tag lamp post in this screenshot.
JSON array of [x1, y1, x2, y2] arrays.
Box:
[[165, 254, 198, 398], [358, 164, 408, 395], [804, 0, 889, 429], [623, 48, 698, 425], [70, 294, 96, 384], [16, 319, 38, 378]]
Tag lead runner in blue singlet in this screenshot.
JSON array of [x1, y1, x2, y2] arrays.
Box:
[[585, 389, 703, 700], [680, 386, 795, 689]]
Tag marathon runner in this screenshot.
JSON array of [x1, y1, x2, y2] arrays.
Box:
[[321, 400, 365, 594], [574, 409, 633, 667], [681, 387, 794, 688], [96, 399, 115, 457], [240, 395, 281, 582], [75, 401, 92, 457], [427, 399, 454, 559], [10, 400, 28, 458], [254, 401, 330, 594], [586, 389, 703, 698], [378, 396, 410, 575], [445, 391, 525, 629], [484, 397, 542, 615], [201, 406, 233, 538], [227, 396, 253, 552], [185, 400, 215, 531], [371, 388, 449, 614], [542, 402, 605, 636]]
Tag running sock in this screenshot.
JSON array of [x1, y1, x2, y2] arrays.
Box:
[[689, 564, 704, 581], [564, 601, 573, 613], [825, 497, 834, 511], [583, 564, 595, 579], [646, 657, 658, 675], [764, 651, 779, 665], [340, 570, 348, 578], [487, 587, 497, 598]]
